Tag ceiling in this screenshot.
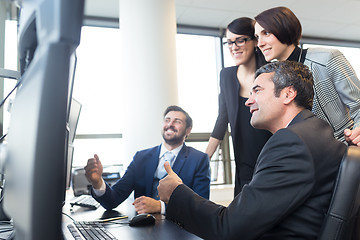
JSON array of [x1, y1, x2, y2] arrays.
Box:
[[84, 0, 360, 45]]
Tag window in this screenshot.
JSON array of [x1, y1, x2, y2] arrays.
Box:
[[71, 26, 123, 167], [176, 34, 220, 133], [72, 29, 223, 168], [176, 34, 228, 183], [3, 20, 18, 135], [5, 21, 360, 184]]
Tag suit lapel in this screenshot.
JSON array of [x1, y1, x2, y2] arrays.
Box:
[[230, 66, 240, 142], [172, 145, 187, 174], [144, 145, 161, 196]]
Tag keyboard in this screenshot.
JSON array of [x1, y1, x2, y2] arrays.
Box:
[[70, 195, 101, 210], [67, 221, 118, 240]]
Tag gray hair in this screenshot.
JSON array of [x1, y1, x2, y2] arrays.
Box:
[[255, 61, 314, 110]]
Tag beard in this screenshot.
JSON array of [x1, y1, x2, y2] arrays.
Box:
[[162, 126, 186, 146]]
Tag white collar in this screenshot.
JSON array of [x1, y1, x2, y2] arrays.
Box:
[[160, 143, 183, 158]]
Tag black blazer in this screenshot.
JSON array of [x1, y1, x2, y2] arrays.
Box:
[[166, 110, 347, 240], [212, 66, 272, 194], [211, 66, 239, 142]]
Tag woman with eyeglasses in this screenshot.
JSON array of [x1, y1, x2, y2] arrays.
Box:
[[254, 6, 360, 145], [206, 17, 272, 196]]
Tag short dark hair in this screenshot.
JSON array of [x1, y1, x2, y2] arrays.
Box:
[[227, 17, 255, 37], [163, 105, 193, 129], [255, 61, 314, 110], [255, 6, 302, 46]]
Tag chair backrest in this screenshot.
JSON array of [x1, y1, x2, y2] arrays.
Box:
[[318, 146, 360, 240]]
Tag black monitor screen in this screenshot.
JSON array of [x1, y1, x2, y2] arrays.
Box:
[[2, 0, 84, 239], [65, 98, 82, 190]]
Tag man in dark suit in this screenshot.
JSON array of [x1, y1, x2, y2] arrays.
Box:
[[158, 61, 347, 239], [84, 105, 210, 214]]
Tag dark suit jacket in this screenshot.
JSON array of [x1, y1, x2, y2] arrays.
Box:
[[166, 110, 347, 240], [93, 144, 210, 210]]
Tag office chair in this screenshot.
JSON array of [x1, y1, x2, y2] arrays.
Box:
[[318, 146, 360, 240]]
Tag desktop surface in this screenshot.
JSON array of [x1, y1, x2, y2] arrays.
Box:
[[62, 191, 201, 240]]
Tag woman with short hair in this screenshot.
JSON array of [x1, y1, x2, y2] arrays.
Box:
[[254, 6, 360, 145]]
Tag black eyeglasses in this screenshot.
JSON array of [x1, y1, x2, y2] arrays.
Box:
[[223, 37, 254, 48]]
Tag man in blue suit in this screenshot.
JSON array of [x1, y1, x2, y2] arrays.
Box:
[[84, 105, 210, 214]]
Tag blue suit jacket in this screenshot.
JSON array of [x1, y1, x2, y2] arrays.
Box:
[[93, 144, 210, 210]]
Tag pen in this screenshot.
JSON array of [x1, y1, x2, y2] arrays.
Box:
[[99, 215, 128, 222]]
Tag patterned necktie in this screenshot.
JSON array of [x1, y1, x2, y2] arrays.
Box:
[[156, 151, 175, 179]]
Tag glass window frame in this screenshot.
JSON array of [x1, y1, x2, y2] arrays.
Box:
[[4, 17, 360, 184]]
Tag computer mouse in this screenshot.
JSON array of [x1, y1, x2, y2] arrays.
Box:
[[129, 213, 156, 227]]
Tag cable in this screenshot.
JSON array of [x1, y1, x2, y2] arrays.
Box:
[[0, 185, 4, 203], [0, 221, 12, 225], [61, 212, 75, 222], [0, 74, 25, 143], [5, 229, 14, 240], [0, 134, 7, 143], [0, 76, 24, 109], [0, 228, 12, 234], [0, 76, 24, 145], [0, 221, 14, 240]]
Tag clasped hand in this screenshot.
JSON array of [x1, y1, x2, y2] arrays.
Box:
[[344, 127, 360, 146]]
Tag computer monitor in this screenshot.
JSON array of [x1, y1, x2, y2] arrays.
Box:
[[64, 49, 80, 191], [65, 98, 82, 190], [2, 0, 84, 239], [68, 98, 82, 144]]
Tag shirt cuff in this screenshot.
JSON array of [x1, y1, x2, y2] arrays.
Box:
[[160, 200, 166, 215], [92, 179, 106, 197]]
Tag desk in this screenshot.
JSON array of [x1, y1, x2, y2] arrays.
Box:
[[62, 195, 202, 240]]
